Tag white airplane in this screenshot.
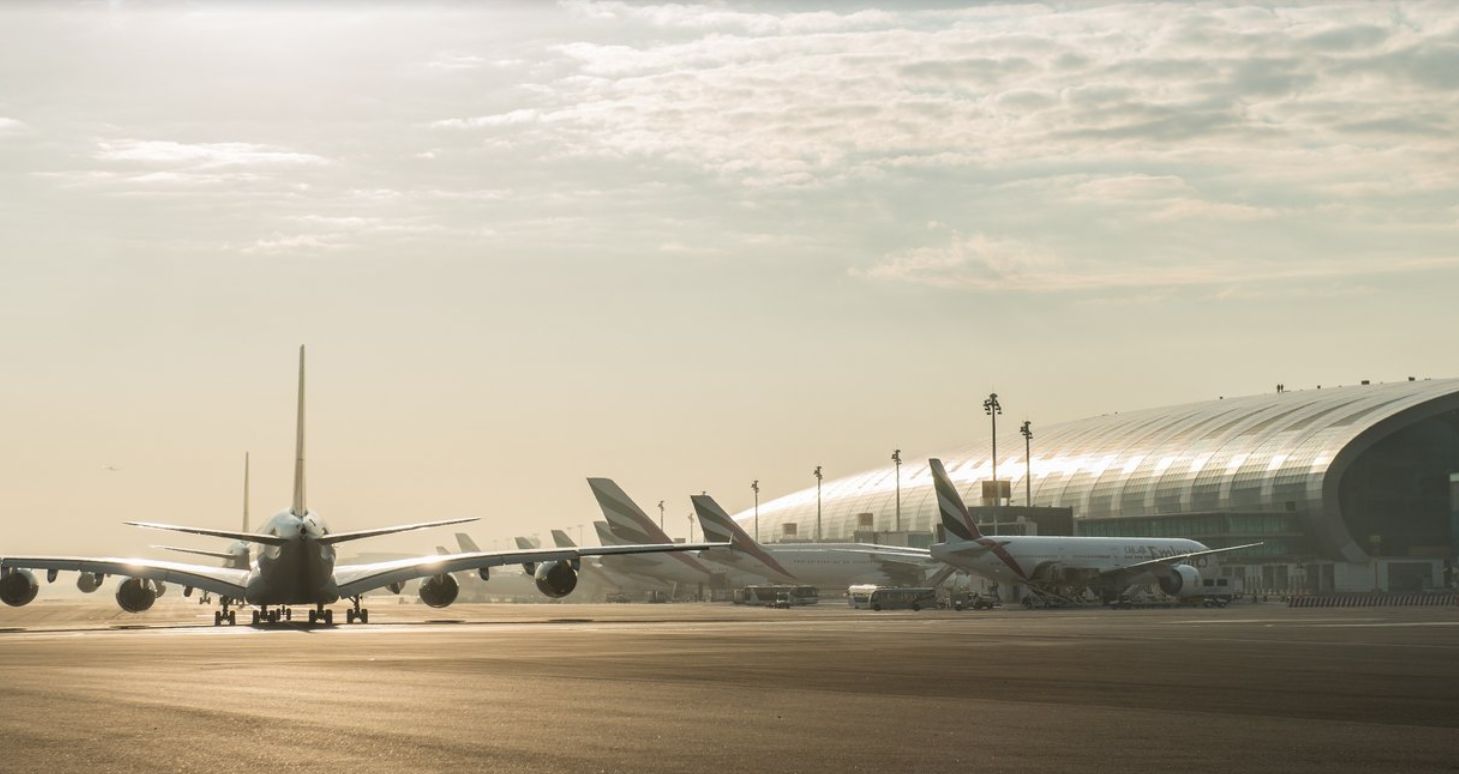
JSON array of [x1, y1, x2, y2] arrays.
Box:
[[0, 347, 726, 626], [691, 495, 949, 589], [588, 478, 723, 592], [926, 458, 1260, 604]]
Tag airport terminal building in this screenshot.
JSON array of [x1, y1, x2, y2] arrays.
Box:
[[733, 379, 1459, 594]]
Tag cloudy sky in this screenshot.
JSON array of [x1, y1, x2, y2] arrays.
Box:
[[2, 1, 1457, 555]]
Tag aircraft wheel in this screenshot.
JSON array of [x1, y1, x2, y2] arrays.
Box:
[[359, 610, 368, 624], [308, 610, 318, 624], [345, 609, 355, 624], [213, 611, 222, 626], [227, 610, 236, 626], [911, 603, 921, 612], [871, 603, 881, 611], [284, 608, 292, 621], [323, 609, 333, 625]]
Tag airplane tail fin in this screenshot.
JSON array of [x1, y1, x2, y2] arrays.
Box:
[[692, 494, 796, 581], [929, 458, 982, 542], [291, 346, 307, 517], [455, 533, 481, 553], [550, 529, 576, 548], [594, 521, 628, 546], [514, 536, 540, 550], [587, 478, 669, 544]]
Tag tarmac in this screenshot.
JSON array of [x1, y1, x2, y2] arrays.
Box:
[[1, 599, 1457, 773]]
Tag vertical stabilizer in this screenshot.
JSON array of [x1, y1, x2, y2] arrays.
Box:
[[929, 458, 982, 542], [242, 452, 251, 533], [455, 533, 482, 553], [692, 494, 796, 581], [550, 529, 576, 548], [291, 346, 307, 517]]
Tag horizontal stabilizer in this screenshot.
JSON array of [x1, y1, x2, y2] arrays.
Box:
[[153, 545, 236, 561], [126, 521, 287, 546], [316, 517, 479, 545]]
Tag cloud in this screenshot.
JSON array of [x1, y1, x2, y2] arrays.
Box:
[[95, 139, 326, 168], [856, 232, 1459, 294]]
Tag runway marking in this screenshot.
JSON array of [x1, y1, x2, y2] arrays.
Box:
[[1311, 621, 1459, 628]]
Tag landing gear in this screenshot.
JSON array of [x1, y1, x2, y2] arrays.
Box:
[[308, 605, 334, 626], [345, 596, 369, 624], [213, 599, 237, 626]]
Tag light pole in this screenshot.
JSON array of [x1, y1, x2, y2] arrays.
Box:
[[891, 449, 902, 533], [688, 513, 695, 543], [814, 465, 823, 543], [984, 392, 1002, 533], [657, 500, 665, 531], [1020, 420, 1033, 507], [752, 480, 760, 543]]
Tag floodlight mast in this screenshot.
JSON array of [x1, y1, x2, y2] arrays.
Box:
[[984, 393, 1002, 533]]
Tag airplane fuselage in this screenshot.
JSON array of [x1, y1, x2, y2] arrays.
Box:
[[242, 510, 341, 605], [930, 535, 1207, 592]]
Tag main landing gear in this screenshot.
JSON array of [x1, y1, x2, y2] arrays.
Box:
[[212, 598, 237, 626], [308, 604, 334, 626], [250, 606, 295, 625], [344, 596, 369, 624]]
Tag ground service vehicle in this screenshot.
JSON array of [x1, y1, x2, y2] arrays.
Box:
[[848, 585, 937, 611]]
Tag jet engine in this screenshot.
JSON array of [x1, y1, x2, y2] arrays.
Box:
[[76, 572, 104, 594], [418, 573, 460, 608], [1156, 564, 1203, 597], [0, 569, 40, 607], [115, 578, 158, 613], [533, 560, 578, 599]]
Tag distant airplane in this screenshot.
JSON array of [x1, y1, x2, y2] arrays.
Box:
[[0, 347, 726, 626], [925, 457, 1259, 604], [691, 494, 946, 589]]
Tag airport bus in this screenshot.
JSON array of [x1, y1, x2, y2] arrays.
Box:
[[733, 585, 819, 607], [847, 585, 938, 611]]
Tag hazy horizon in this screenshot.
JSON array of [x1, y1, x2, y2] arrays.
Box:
[[3, 1, 1457, 557]]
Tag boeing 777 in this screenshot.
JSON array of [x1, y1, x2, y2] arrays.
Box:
[[926, 458, 1259, 604], [0, 347, 726, 625]]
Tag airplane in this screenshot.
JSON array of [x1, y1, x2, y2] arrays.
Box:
[[925, 458, 1260, 605], [588, 478, 722, 593], [156, 451, 254, 574], [0, 347, 727, 626], [691, 495, 947, 589]]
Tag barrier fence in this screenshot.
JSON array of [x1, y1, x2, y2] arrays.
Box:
[[1288, 592, 1459, 608]]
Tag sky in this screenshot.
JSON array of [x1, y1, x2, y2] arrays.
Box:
[[1, 1, 1457, 556]]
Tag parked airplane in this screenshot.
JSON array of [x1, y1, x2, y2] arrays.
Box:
[[691, 495, 947, 588], [926, 458, 1259, 603], [156, 451, 254, 574], [588, 478, 722, 593], [0, 348, 726, 626]]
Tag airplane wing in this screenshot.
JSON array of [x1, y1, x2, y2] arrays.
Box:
[[125, 521, 287, 545], [317, 517, 479, 545], [1103, 542, 1265, 575], [154, 545, 237, 561], [0, 556, 249, 598], [333, 542, 729, 598]]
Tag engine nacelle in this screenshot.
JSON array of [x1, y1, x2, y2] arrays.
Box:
[[533, 560, 578, 599], [1156, 564, 1203, 598], [115, 578, 157, 613], [0, 569, 40, 607], [418, 573, 460, 608], [76, 572, 104, 594]]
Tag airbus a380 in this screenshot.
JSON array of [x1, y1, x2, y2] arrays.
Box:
[[0, 348, 726, 626], [927, 458, 1260, 604]]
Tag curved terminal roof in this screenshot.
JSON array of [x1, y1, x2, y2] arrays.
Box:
[[732, 379, 1459, 562]]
